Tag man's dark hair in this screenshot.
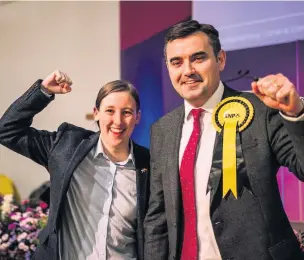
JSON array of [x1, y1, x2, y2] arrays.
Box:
[[164, 20, 221, 60]]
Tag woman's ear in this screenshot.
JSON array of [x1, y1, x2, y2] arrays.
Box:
[[93, 107, 99, 121]]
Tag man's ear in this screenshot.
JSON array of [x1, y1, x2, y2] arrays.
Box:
[[217, 49, 226, 72], [135, 110, 141, 125]]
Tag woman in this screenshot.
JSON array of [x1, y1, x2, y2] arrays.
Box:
[[0, 70, 150, 260]]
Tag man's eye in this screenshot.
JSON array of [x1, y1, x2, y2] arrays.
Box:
[[194, 56, 205, 62], [171, 59, 181, 66], [123, 111, 132, 115]]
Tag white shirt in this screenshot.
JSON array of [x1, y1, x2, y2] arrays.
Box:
[[179, 82, 224, 260], [59, 138, 137, 260]]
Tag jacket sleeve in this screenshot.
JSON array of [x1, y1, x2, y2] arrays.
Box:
[[144, 124, 169, 260], [0, 80, 64, 171], [267, 107, 304, 180]]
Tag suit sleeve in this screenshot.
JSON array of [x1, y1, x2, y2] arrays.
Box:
[[267, 107, 304, 180], [0, 80, 63, 170], [144, 124, 169, 260]]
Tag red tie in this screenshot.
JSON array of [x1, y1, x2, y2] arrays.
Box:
[[180, 108, 203, 260]]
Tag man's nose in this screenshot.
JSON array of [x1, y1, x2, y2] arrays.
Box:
[[183, 61, 195, 77]]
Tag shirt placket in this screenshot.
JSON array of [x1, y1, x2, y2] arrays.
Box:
[[100, 161, 117, 259]]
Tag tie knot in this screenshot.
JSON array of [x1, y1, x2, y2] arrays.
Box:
[[191, 108, 203, 122]]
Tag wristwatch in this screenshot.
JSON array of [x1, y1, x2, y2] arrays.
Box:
[[287, 97, 304, 118]]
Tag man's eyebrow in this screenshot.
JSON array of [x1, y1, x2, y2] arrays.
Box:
[[169, 56, 181, 63], [169, 51, 207, 63], [191, 51, 207, 58]]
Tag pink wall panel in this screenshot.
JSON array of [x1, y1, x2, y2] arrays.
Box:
[[281, 167, 300, 222], [120, 1, 191, 50], [297, 40, 304, 223], [299, 181, 304, 222], [281, 41, 304, 223], [301, 182, 304, 222]]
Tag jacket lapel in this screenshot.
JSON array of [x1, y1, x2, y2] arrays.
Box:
[[135, 168, 145, 220], [166, 105, 185, 226], [209, 86, 241, 208], [132, 142, 149, 223], [53, 133, 100, 227]]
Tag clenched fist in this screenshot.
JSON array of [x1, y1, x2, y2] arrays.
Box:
[[41, 70, 73, 94], [251, 73, 304, 117]]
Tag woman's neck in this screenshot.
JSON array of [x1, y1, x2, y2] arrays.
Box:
[[101, 140, 130, 163]]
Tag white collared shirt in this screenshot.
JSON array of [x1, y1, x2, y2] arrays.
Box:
[[179, 82, 224, 260], [59, 138, 137, 260]]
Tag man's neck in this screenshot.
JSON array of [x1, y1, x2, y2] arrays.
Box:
[[190, 86, 220, 108]]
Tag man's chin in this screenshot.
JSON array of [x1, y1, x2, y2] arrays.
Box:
[[184, 94, 207, 107], [184, 91, 206, 100]]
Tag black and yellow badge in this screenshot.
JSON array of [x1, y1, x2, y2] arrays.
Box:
[[212, 97, 254, 199]]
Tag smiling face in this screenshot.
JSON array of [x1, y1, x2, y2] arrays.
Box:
[[94, 91, 140, 151], [166, 31, 226, 107]]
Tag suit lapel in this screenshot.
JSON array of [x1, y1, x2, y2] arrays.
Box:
[[54, 133, 99, 226], [135, 168, 145, 220], [132, 142, 149, 222], [166, 105, 185, 225], [209, 86, 241, 208], [61, 133, 99, 191], [163, 87, 240, 215]]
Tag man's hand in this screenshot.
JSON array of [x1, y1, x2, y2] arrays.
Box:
[[251, 73, 303, 117], [41, 70, 73, 94]]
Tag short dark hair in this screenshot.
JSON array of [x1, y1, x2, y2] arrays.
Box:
[[164, 20, 221, 59], [95, 80, 140, 128]]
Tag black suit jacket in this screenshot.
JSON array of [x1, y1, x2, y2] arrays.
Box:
[[144, 86, 304, 260], [0, 80, 150, 260]]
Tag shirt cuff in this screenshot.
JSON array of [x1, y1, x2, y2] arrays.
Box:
[[40, 86, 53, 97], [280, 111, 304, 122]]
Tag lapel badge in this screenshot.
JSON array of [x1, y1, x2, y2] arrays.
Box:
[[212, 96, 254, 199], [141, 168, 148, 173]]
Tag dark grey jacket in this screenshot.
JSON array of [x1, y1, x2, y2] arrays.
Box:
[[144, 86, 304, 260]]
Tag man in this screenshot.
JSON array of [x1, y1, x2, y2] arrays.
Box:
[[144, 20, 304, 260], [0, 70, 150, 259]]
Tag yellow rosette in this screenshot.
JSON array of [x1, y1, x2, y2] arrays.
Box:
[[212, 97, 254, 199]]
